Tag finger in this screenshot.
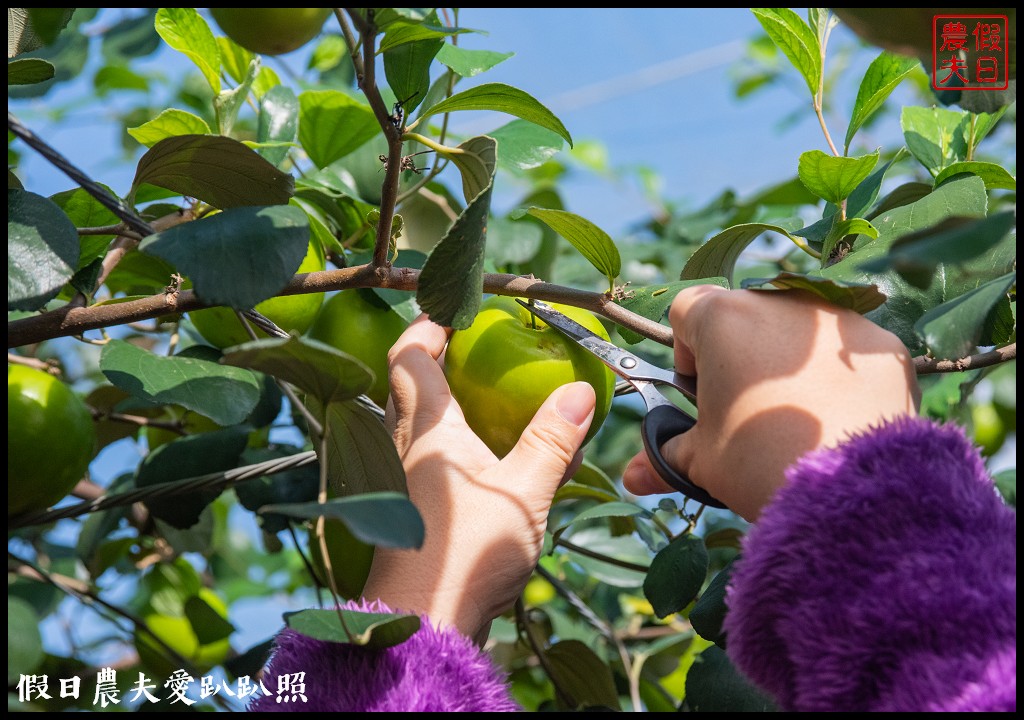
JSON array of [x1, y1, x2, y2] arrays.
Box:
[[560, 449, 586, 488], [622, 429, 699, 497], [667, 284, 728, 376], [388, 315, 453, 421], [501, 382, 596, 496]]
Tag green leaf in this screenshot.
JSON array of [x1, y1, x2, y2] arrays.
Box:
[[616, 278, 729, 344], [798, 149, 879, 204], [222, 336, 372, 405], [8, 189, 78, 311], [127, 108, 212, 148], [136, 427, 250, 528], [27, 8, 74, 45], [866, 181, 932, 220], [488, 119, 564, 171], [7, 598, 43, 685], [213, 56, 259, 137], [914, 272, 1016, 360], [858, 213, 1016, 288], [742, 272, 886, 313], [101, 10, 160, 63], [383, 37, 442, 117], [845, 52, 919, 151], [417, 138, 495, 330], [524, 208, 620, 290], [643, 534, 709, 618], [93, 65, 149, 95], [285, 609, 420, 649], [443, 134, 498, 204], [416, 82, 573, 147], [970, 107, 1008, 147], [253, 66, 281, 100], [846, 152, 901, 218], [683, 646, 777, 712], [370, 249, 427, 322], [139, 205, 309, 309], [555, 502, 648, 539], [257, 85, 299, 168], [235, 446, 318, 534], [49, 187, 120, 270], [317, 398, 409, 497], [100, 340, 261, 425], [545, 640, 622, 711], [436, 44, 514, 77], [262, 493, 423, 548], [935, 161, 1016, 191], [564, 527, 649, 588], [901, 106, 969, 176], [7, 57, 55, 85], [750, 8, 821, 97], [485, 214, 543, 268], [821, 217, 879, 264], [154, 7, 220, 94], [690, 560, 735, 647], [377, 20, 474, 54], [185, 595, 236, 644], [216, 36, 253, 85], [993, 468, 1015, 508], [131, 134, 295, 208], [298, 90, 379, 168], [680, 223, 795, 285]]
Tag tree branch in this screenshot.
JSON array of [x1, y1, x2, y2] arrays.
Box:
[[913, 343, 1016, 375]]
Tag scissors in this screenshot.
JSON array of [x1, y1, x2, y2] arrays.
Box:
[[516, 299, 727, 509]]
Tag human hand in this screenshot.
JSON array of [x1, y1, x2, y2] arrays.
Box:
[[623, 286, 919, 521], [361, 315, 597, 641]]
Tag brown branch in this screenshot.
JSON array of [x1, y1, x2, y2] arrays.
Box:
[[7, 353, 60, 374], [914, 343, 1016, 375], [8, 265, 673, 349], [333, 8, 364, 78]]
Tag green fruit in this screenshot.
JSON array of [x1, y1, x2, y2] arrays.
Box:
[[210, 8, 332, 56], [444, 296, 616, 458], [308, 289, 409, 407], [190, 238, 325, 349], [8, 365, 96, 517], [135, 588, 232, 675], [972, 402, 1007, 456]]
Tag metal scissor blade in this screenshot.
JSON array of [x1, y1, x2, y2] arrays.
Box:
[[515, 299, 697, 401]]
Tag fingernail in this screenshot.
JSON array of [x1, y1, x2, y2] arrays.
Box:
[[556, 382, 596, 427]]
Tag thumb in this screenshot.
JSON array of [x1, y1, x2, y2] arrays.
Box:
[[501, 382, 596, 492]]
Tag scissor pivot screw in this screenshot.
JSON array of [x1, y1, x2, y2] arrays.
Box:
[[619, 357, 637, 369]]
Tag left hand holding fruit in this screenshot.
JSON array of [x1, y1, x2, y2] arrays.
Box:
[[361, 315, 596, 641]]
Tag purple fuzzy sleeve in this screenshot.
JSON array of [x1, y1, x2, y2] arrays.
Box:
[[723, 417, 1016, 712], [248, 599, 517, 712]]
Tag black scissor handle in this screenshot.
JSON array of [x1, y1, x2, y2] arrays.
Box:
[[640, 404, 728, 509]]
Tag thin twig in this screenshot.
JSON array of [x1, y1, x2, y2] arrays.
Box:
[[88, 407, 187, 434], [514, 598, 575, 708], [7, 353, 60, 374], [333, 8, 364, 78], [287, 522, 325, 608], [556, 538, 650, 574], [913, 343, 1016, 375]]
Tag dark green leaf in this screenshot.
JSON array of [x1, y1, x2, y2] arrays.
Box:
[[7, 9, 91, 99], [690, 560, 735, 647], [489, 119, 564, 171], [545, 640, 622, 711], [384, 37, 442, 116], [263, 493, 422, 548], [136, 427, 249, 528], [682, 646, 777, 712], [298, 90, 379, 168], [318, 399, 409, 497], [555, 502, 648, 540], [131, 134, 295, 208], [680, 223, 794, 285], [257, 85, 299, 167], [846, 153, 901, 218], [901, 106, 969, 176], [154, 7, 221, 93], [7, 598, 43, 685], [101, 10, 160, 63], [485, 214, 542, 268], [8, 189, 78, 310], [858, 212, 1016, 287], [185, 595, 236, 644], [93, 65, 149, 96], [415, 82, 572, 147], [7, 58, 55, 85], [139, 204, 310, 309], [914, 272, 1015, 360], [285, 608, 420, 649], [100, 339, 261, 425], [417, 139, 495, 330], [223, 639, 275, 681], [751, 8, 821, 97], [845, 52, 919, 151], [798, 149, 879, 204], [235, 446, 318, 534], [643, 534, 709, 618], [436, 44, 514, 77], [222, 335, 373, 405], [27, 8, 74, 45], [742, 273, 885, 314], [865, 181, 932, 220], [935, 161, 1016, 191], [993, 469, 1015, 508], [525, 208, 620, 289], [616, 278, 729, 344], [49, 187, 120, 270], [377, 20, 474, 54]]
